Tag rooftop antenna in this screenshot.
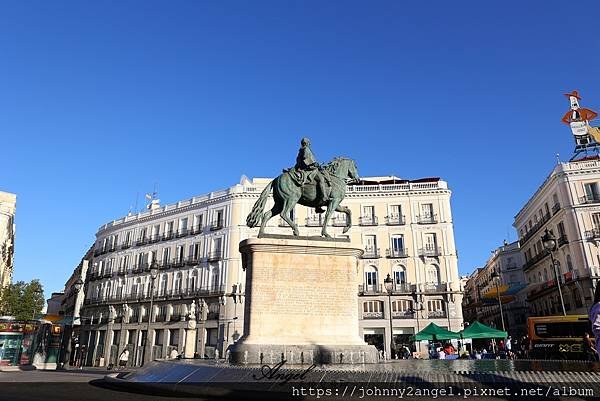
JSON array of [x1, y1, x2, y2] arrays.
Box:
[[556, 153, 561, 165], [134, 192, 139, 213]]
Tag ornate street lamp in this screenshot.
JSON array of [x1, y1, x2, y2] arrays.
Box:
[[490, 271, 506, 332], [541, 229, 567, 316], [383, 273, 395, 359], [141, 261, 159, 366]]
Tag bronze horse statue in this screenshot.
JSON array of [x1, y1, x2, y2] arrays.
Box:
[[246, 157, 359, 237]]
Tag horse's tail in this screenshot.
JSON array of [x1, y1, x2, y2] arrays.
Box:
[[246, 180, 273, 228]]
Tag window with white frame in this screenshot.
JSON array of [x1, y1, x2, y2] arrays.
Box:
[[426, 265, 440, 284], [365, 265, 378, 288], [391, 299, 412, 313], [393, 265, 406, 285], [162, 247, 170, 265], [173, 272, 182, 294], [363, 300, 383, 313]]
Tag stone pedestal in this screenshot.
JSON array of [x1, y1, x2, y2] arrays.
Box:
[[228, 236, 378, 364], [184, 321, 197, 359]]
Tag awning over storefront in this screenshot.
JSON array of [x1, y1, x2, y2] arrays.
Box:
[[409, 323, 461, 341], [459, 321, 507, 339]]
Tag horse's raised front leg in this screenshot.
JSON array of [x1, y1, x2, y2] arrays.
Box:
[[335, 205, 352, 233], [321, 199, 341, 238]]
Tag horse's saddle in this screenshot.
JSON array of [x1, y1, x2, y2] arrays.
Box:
[[283, 167, 330, 188]]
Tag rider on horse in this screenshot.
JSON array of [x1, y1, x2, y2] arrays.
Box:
[[293, 138, 329, 212]]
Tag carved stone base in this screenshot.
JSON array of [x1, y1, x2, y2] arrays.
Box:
[[229, 237, 377, 364]]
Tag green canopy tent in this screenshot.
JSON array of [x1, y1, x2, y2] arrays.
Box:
[[409, 322, 461, 341], [459, 321, 507, 339]]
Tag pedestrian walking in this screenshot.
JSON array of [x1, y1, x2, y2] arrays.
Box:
[[118, 349, 129, 369], [505, 336, 513, 359]]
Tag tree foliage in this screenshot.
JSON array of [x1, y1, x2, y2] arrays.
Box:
[[0, 279, 45, 320]]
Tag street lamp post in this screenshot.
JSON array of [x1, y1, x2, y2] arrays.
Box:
[[383, 274, 395, 359], [542, 229, 567, 316], [490, 271, 506, 332], [408, 302, 423, 353], [141, 262, 159, 366]]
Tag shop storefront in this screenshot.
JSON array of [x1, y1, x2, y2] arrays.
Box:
[[0, 318, 39, 367]]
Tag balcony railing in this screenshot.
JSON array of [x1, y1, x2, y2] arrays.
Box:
[[428, 310, 447, 318], [279, 217, 298, 227], [362, 311, 383, 319], [587, 228, 600, 241], [524, 251, 549, 270], [185, 256, 199, 266], [359, 216, 378, 226], [558, 234, 568, 247], [210, 219, 224, 231], [418, 247, 442, 257], [136, 237, 148, 246], [208, 251, 223, 262], [155, 314, 167, 322], [552, 203, 561, 214], [117, 268, 126, 276], [306, 215, 324, 227], [361, 247, 381, 259], [416, 214, 438, 224], [393, 283, 414, 293], [176, 228, 189, 238], [158, 260, 172, 270], [423, 283, 447, 293], [149, 234, 161, 244], [190, 224, 203, 235], [580, 194, 600, 204], [386, 248, 408, 258], [392, 311, 414, 319], [93, 249, 102, 257], [162, 231, 174, 241], [385, 214, 405, 225], [332, 217, 347, 227], [207, 312, 219, 320], [518, 212, 552, 246], [358, 284, 382, 294], [120, 242, 131, 250]]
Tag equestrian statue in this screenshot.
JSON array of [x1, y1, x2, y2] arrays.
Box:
[[246, 138, 359, 238]]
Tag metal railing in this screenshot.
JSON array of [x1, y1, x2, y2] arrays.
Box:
[[385, 214, 405, 225], [418, 246, 442, 257], [386, 248, 408, 258], [580, 194, 600, 204], [416, 214, 438, 224], [358, 284, 382, 294], [362, 311, 383, 319], [189, 224, 203, 235], [359, 216, 378, 226], [392, 311, 414, 319], [176, 228, 189, 238], [428, 310, 447, 318], [587, 228, 600, 240], [361, 247, 381, 259], [518, 212, 552, 246], [552, 203, 561, 214], [332, 217, 347, 227], [162, 231, 174, 241], [423, 283, 447, 293], [207, 251, 223, 262], [306, 215, 324, 227], [210, 219, 224, 231]]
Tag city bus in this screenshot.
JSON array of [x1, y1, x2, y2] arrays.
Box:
[[528, 315, 592, 360]]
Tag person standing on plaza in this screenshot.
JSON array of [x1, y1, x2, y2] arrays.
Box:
[[589, 283, 600, 360], [505, 336, 513, 359]]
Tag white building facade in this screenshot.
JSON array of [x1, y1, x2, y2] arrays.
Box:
[[79, 175, 462, 366], [514, 157, 600, 318], [0, 191, 16, 289]]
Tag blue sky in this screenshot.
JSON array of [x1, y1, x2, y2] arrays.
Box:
[[2, 1, 600, 295]]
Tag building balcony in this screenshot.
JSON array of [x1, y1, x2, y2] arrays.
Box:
[[93, 249, 102, 257], [158, 260, 172, 270], [524, 251, 549, 270], [558, 234, 568, 247], [580, 194, 600, 204], [136, 238, 148, 246], [207, 312, 220, 320], [359, 216, 378, 226], [176, 228, 189, 238], [361, 247, 381, 259], [132, 265, 145, 274], [586, 228, 600, 241], [418, 246, 442, 257], [385, 214, 405, 225], [190, 224, 203, 235], [428, 310, 447, 319], [416, 214, 438, 224], [362, 311, 383, 319], [162, 231, 174, 241], [358, 284, 382, 294], [552, 203, 561, 214], [306, 215, 324, 227], [208, 251, 223, 262], [185, 256, 199, 266], [170, 313, 183, 322], [172, 258, 185, 269], [210, 219, 224, 231], [392, 311, 414, 319], [149, 234, 161, 244], [193, 284, 227, 297], [423, 283, 447, 293], [108, 245, 116, 252], [279, 217, 298, 227], [519, 212, 552, 246], [88, 272, 99, 282], [120, 242, 131, 250], [393, 283, 414, 293], [331, 217, 347, 227], [386, 248, 408, 258], [102, 272, 112, 279], [155, 314, 167, 323]]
